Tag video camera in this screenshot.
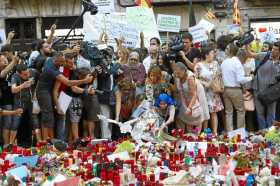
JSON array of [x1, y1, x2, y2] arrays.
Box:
[[166, 35, 184, 61], [232, 28, 255, 47], [82, 0, 98, 15]]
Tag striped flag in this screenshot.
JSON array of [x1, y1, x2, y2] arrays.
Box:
[[204, 9, 216, 21], [135, 0, 152, 8], [233, 0, 241, 25]]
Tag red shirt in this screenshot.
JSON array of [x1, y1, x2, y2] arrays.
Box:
[[59, 67, 70, 93]]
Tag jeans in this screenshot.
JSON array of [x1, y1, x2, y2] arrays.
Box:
[[254, 92, 277, 130], [56, 114, 66, 141], [99, 104, 112, 139]]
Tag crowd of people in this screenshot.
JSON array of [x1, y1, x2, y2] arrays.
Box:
[[0, 24, 279, 147]]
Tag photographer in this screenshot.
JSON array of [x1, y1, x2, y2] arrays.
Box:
[[246, 41, 280, 129], [178, 33, 201, 71], [0, 45, 19, 145], [10, 64, 38, 145], [96, 47, 118, 140]]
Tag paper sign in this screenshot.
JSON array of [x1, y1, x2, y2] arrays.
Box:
[[6, 166, 29, 183], [58, 91, 72, 114], [227, 128, 247, 140], [91, 0, 114, 13], [109, 23, 138, 48], [198, 19, 215, 33], [54, 176, 80, 186], [251, 21, 280, 40], [84, 12, 136, 48], [259, 32, 276, 43], [157, 14, 181, 33], [126, 7, 160, 47], [188, 25, 208, 43], [14, 155, 38, 168], [107, 151, 130, 161]]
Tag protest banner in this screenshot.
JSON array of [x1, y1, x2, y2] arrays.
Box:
[[157, 14, 181, 33], [90, 0, 114, 13], [250, 21, 278, 42], [126, 6, 160, 47], [83, 12, 138, 48], [198, 19, 215, 33], [188, 24, 208, 43]]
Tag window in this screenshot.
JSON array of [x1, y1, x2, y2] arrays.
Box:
[[5, 18, 36, 51]]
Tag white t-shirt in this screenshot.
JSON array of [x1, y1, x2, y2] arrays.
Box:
[[143, 56, 152, 73]]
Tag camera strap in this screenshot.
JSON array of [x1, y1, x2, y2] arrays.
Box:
[[255, 52, 271, 92], [254, 52, 270, 76]]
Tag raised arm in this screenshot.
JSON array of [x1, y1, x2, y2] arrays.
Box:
[[46, 24, 56, 44], [56, 74, 93, 87], [5, 31, 15, 45], [140, 32, 145, 49], [0, 56, 18, 78]]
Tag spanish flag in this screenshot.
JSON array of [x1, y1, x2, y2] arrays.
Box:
[[135, 0, 152, 8], [233, 0, 241, 25]]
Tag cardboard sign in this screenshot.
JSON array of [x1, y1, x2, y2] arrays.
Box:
[[83, 12, 139, 48], [188, 25, 208, 43], [91, 0, 114, 13], [198, 19, 215, 33], [109, 23, 138, 48], [157, 14, 181, 33], [126, 6, 160, 47]]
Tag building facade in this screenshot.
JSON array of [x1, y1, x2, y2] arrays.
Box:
[[0, 0, 279, 50]]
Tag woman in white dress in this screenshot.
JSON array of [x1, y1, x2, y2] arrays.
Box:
[[194, 47, 224, 135]]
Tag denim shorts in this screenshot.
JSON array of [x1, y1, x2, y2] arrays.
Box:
[[1, 105, 13, 129], [37, 90, 55, 128]]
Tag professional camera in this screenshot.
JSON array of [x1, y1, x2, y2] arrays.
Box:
[[82, 0, 98, 15], [80, 41, 103, 66], [233, 28, 255, 47], [166, 35, 184, 61]]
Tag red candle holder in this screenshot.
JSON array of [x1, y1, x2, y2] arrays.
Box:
[[178, 129, 184, 138], [171, 129, 177, 137]]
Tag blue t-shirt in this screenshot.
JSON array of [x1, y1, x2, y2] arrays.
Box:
[[37, 57, 61, 91]]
